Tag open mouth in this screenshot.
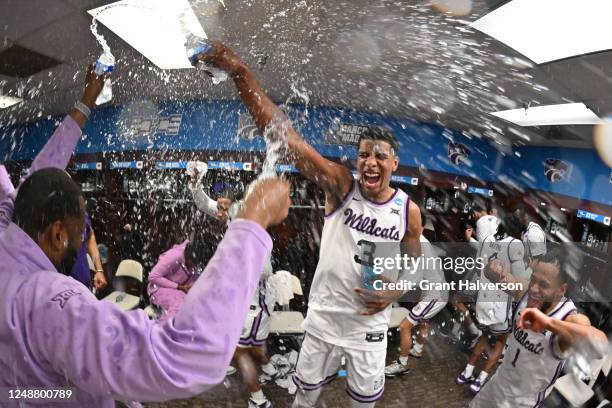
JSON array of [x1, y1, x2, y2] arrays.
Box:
[[363, 172, 381, 187], [527, 294, 543, 308]]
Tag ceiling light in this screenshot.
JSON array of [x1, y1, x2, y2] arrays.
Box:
[[0, 95, 22, 109], [470, 0, 612, 64], [490, 103, 600, 127], [88, 0, 207, 70]]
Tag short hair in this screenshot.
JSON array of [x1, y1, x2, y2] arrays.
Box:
[[13, 168, 83, 239], [537, 246, 569, 283], [495, 213, 522, 240], [471, 197, 488, 214], [514, 203, 528, 216], [358, 127, 399, 153]]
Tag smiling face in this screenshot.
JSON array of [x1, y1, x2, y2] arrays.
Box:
[[357, 139, 399, 200], [216, 197, 233, 222], [526, 259, 567, 312]]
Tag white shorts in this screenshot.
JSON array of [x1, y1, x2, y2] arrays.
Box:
[[405, 299, 447, 325], [238, 304, 271, 348], [293, 333, 386, 404], [475, 299, 512, 334]]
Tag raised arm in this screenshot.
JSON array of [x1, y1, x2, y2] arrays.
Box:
[[27, 65, 105, 177], [21, 177, 290, 402], [195, 42, 353, 209], [0, 166, 15, 230]]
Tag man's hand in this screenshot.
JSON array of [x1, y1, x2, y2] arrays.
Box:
[[518, 308, 552, 332], [237, 177, 291, 229], [178, 284, 192, 293], [193, 41, 244, 76], [93, 271, 107, 290], [354, 287, 392, 316], [484, 258, 508, 283], [81, 64, 108, 108]]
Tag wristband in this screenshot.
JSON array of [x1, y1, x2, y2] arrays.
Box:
[[74, 101, 91, 120]]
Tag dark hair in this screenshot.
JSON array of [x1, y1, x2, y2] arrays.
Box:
[[13, 168, 83, 239], [514, 203, 528, 216], [358, 127, 399, 153], [185, 237, 219, 269], [471, 197, 488, 214], [495, 213, 522, 240], [537, 246, 568, 283]]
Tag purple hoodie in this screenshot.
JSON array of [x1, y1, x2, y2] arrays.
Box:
[[0, 218, 271, 407]]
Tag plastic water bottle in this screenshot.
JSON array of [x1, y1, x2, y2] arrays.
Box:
[[184, 35, 228, 85], [94, 52, 115, 105]]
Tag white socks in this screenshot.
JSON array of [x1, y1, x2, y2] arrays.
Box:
[[468, 322, 479, 335], [463, 364, 475, 378], [399, 356, 409, 366], [413, 341, 424, 353], [477, 371, 489, 383]]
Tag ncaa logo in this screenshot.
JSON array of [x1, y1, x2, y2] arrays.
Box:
[[544, 159, 571, 182], [448, 141, 471, 165]]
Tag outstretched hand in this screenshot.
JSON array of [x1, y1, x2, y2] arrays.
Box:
[[518, 308, 551, 332], [238, 177, 291, 229], [193, 41, 244, 75], [81, 64, 109, 108]]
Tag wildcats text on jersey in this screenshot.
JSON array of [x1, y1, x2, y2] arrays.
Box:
[[343, 208, 401, 240], [513, 325, 545, 355]]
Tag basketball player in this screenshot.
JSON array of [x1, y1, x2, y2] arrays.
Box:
[[470, 248, 607, 408], [192, 42, 422, 407], [188, 168, 279, 408], [385, 213, 449, 377], [515, 204, 547, 268], [457, 214, 526, 394]]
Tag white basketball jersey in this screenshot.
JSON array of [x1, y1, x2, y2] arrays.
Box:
[[493, 294, 577, 407], [303, 180, 410, 351], [419, 235, 448, 302], [523, 221, 547, 258], [476, 215, 499, 242], [476, 235, 524, 328]]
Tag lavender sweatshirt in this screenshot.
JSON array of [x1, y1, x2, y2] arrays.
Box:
[[0, 219, 271, 406]]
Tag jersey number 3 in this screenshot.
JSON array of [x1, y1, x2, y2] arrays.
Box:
[[355, 240, 376, 266]]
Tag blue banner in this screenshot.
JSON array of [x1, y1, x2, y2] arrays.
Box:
[[576, 210, 611, 226], [207, 161, 253, 171], [276, 164, 299, 173], [74, 162, 102, 171], [109, 161, 143, 170], [155, 161, 188, 170], [467, 186, 494, 197], [391, 175, 419, 185]]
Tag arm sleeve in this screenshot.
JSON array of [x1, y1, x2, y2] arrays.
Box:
[[0, 166, 15, 230], [25, 115, 82, 180], [22, 219, 272, 402], [147, 247, 183, 289], [189, 183, 219, 218], [508, 240, 528, 280]]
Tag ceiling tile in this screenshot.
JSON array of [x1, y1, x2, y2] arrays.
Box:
[[0, 0, 74, 41]]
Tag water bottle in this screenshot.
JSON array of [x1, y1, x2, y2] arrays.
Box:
[[184, 35, 228, 85], [94, 52, 115, 105]]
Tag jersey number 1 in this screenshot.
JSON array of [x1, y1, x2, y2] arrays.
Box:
[[511, 349, 521, 367]]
